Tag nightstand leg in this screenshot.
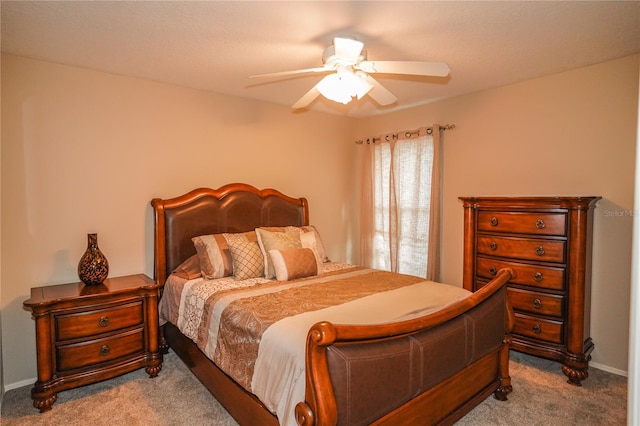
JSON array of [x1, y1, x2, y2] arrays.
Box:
[[146, 362, 162, 378], [32, 313, 58, 411]]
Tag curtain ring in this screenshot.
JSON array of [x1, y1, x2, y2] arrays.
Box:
[[426, 127, 433, 135]]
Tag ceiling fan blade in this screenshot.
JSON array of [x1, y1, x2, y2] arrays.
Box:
[[249, 66, 333, 79], [364, 75, 397, 106], [292, 85, 321, 109], [358, 61, 450, 77], [333, 37, 364, 62]]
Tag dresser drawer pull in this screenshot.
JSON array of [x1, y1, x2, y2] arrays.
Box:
[[99, 345, 111, 356], [533, 272, 544, 282], [535, 219, 546, 229], [488, 266, 497, 276], [535, 246, 545, 256], [489, 242, 497, 250], [99, 316, 110, 327], [532, 324, 542, 334], [533, 299, 542, 309], [490, 217, 499, 226]]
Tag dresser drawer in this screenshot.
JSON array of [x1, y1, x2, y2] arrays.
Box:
[[513, 313, 563, 344], [476, 257, 565, 291], [56, 301, 144, 341], [477, 235, 565, 263], [508, 288, 564, 317], [478, 212, 566, 236], [56, 328, 145, 371]]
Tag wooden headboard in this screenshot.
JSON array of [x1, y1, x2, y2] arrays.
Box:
[[151, 183, 309, 285]]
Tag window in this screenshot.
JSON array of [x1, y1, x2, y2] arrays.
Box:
[[370, 135, 434, 277]]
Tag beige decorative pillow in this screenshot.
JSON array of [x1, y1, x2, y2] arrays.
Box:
[[287, 225, 330, 263], [268, 248, 321, 281], [255, 228, 302, 279], [224, 235, 264, 280], [192, 231, 256, 279], [171, 254, 202, 280]]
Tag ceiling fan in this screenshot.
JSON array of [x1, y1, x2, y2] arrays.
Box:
[[249, 37, 450, 109]]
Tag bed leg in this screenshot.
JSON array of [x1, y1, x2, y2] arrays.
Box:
[[494, 335, 513, 401], [159, 323, 170, 354]]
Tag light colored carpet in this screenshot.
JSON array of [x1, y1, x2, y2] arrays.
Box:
[[1, 350, 626, 425]]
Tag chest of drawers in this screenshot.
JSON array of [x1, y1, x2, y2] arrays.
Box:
[[23, 274, 163, 411], [460, 197, 600, 385]]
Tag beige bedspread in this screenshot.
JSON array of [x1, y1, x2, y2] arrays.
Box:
[[159, 264, 471, 426]]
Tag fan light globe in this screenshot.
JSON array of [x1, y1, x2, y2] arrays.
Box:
[[316, 71, 373, 105]]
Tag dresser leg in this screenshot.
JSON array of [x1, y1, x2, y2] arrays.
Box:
[[561, 363, 589, 386]]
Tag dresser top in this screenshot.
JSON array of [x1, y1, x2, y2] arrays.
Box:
[[459, 196, 601, 209], [24, 274, 158, 308]]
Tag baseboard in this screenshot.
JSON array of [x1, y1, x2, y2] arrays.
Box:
[[4, 377, 35, 393], [591, 361, 628, 377]]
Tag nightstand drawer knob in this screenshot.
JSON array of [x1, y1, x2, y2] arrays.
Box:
[[533, 272, 544, 282], [533, 299, 542, 309], [535, 219, 546, 229], [100, 345, 111, 356], [489, 242, 497, 250], [535, 246, 545, 256], [532, 324, 542, 334], [490, 217, 499, 226], [99, 316, 110, 327], [488, 266, 497, 276]]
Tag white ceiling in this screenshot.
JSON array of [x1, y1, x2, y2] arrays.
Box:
[[2, 1, 639, 118]]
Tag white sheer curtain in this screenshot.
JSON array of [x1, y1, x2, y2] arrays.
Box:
[[359, 126, 442, 280]]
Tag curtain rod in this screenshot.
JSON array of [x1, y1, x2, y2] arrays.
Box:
[[355, 124, 456, 144]]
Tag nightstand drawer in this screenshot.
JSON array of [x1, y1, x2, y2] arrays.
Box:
[[508, 288, 564, 317], [57, 328, 145, 371], [513, 313, 563, 344], [477, 236, 565, 263], [477, 212, 566, 236], [476, 257, 565, 290], [56, 302, 144, 341]]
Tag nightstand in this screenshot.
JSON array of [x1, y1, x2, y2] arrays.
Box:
[[23, 274, 163, 412]]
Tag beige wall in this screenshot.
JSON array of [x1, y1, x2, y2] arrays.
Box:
[[0, 54, 356, 387], [1, 53, 637, 389], [355, 55, 639, 374]]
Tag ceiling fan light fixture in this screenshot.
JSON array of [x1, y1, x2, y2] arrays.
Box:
[[258, 36, 449, 110], [316, 71, 373, 105]]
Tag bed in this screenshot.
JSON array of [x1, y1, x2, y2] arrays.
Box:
[[151, 183, 514, 426]]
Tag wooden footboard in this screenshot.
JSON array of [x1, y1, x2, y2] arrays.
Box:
[[296, 268, 514, 426]]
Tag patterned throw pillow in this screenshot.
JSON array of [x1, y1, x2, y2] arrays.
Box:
[[261, 226, 330, 263], [192, 231, 256, 279], [268, 248, 321, 281], [224, 234, 264, 280], [288, 225, 330, 263], [255, 228, 302, 279]]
